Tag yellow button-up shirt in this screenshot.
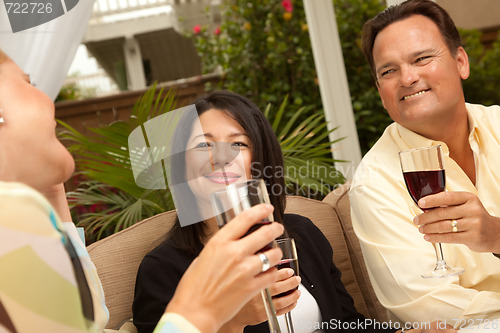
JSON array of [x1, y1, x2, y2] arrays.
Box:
[[350, 103, 500, 325]]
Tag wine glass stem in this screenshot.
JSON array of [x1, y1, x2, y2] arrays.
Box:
[[434, 243, 445, 261], [261, 289, 281, 333], [285, 312, 295, 333]]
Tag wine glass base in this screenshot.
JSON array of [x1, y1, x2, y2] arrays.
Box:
[[421, 260, 464, 279]]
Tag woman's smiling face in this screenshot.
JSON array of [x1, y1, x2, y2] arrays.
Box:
[[185, 108, 253, 205]]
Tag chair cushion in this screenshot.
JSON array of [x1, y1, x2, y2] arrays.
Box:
[[285, 195, 371, 319], [322, 183, 387, 322], [88, 210, 178, 329]]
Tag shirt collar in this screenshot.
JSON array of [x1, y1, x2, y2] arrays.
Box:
[[396, 104, 480, 156], [466, 105, 481, 150], [396, 124, 448, 155]]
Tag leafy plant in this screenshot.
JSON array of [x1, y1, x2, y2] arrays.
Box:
[[60, 87, 344, 243], [461, 29, 500, 106], [265, 96, 345, 197], [59, 86, 177, 242], [191, 0, 320, 120], [191, 0, 390, 154], [333, 0, 389, 154]]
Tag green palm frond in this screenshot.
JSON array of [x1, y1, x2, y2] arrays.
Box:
[[58, 84, 178, 242], [265, 96, 346, 195]]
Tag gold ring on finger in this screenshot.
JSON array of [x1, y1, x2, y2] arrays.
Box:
[[451, 219, 458, 233]]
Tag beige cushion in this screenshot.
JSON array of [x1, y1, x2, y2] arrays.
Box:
[[285, 195, 371, 319], [322, 183, 387, 322], [87, 210, 178, 329]]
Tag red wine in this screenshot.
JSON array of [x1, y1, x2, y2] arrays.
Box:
[[403, 170, 445, 205], [245, 220, 273, 252], [274, 258, 299, 298]]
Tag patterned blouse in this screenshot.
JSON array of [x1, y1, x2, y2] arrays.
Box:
[[0, 182, 200, 333]]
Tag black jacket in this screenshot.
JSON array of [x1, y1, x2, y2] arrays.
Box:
[[133, 214, 395, 332]]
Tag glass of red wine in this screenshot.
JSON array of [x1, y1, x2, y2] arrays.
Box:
[[211, 179, 281, 333], [275, 238, 298, 333], [399, 144, 464, 278]]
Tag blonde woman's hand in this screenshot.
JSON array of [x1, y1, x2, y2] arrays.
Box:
[[166, 204, 284, 333]]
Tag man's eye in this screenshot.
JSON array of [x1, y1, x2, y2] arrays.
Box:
[[416, 56, 431, 63], [380, 69, 394, 77]]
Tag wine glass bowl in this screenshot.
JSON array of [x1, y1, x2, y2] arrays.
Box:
[[399, 145, 464, 278], [274, 238, 299, 298], [210, 179, 282, 333], [274, 238, 298, 333]]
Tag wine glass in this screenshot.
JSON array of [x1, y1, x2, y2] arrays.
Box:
[[275, 238, 298, 333], [399, 144, 464, 278], [211, 179, 281, 333]]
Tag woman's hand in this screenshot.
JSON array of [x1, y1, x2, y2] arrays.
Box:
[[220, 267, 301, 332], [166, 204, 285, 333]]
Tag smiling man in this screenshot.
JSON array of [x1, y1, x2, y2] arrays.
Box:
[[349, 0, 500, 326]]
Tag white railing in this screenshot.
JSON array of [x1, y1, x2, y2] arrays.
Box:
[[92, 0, 172, 18], [92, 0, 213, 18], [63, 71, 120, 97]]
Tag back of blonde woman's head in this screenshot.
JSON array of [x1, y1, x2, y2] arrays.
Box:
[[0, 49, 8, 64]]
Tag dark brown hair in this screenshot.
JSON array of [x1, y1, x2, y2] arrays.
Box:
[[361, 0, 462, 81], [166, 90, 287, 255]]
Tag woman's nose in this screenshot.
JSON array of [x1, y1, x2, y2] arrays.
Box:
[[210, 142, 239, 166]]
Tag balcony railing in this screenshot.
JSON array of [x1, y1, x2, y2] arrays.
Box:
[[92, 0, 216, 18], [92, 0, 171, 18], [62, 70, 120, 97]]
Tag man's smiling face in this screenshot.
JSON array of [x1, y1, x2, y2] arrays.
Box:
[[373, 14, 469, 135]]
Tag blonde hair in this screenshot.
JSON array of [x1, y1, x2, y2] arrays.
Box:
[[0, 49, 9, 64]]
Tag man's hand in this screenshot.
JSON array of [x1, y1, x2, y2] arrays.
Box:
[[414, 191, 500, 253]]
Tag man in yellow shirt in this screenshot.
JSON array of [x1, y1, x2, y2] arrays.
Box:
[[350, 0, 500, 327]]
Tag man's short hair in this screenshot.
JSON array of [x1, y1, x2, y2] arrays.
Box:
[[361, 0, 462, 81]]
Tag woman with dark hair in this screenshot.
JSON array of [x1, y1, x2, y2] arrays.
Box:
[[133, 91, 423, 333], [165, 90, 287, 256]]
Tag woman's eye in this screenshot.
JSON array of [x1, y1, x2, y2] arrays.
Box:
[[194, 142, 212, 149], [232, 142, 250, 149]]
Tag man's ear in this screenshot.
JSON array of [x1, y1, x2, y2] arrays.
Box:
[[456, 46, 470, 80]]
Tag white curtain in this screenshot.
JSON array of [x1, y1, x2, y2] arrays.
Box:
[[0, 0, 96, 100]]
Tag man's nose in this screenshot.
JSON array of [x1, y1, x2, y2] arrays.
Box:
[[400, 65, 419, 87]]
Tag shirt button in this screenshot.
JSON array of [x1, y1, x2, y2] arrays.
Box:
[[310, 284, 316, 290]]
